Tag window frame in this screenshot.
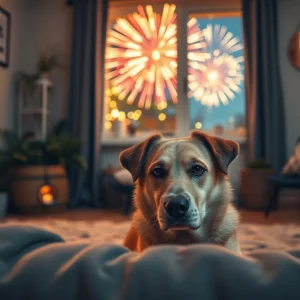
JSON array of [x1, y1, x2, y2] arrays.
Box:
[[102, 3, 246, 145]]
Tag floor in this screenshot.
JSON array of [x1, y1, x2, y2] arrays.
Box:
[[3, 208, 300, 225]]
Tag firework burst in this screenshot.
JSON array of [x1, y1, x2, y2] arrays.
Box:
[[106, 4, 204, 109], [188, 23, 244, 107]]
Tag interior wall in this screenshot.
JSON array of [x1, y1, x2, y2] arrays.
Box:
[[22, 0, 73, 125], [0, 0, 27, 130], [0, 0, 72, 133], [278, 0, 300, 157]]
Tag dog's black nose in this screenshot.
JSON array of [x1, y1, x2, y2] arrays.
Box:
[[164, 197, 190, 218]]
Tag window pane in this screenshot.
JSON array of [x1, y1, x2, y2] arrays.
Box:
[[187, 13, 246, 140], [104, 4, 178, 138]]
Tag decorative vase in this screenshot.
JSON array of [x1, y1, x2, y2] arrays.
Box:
[[240, 168, 276, 210], [10, 165, 68, 214]]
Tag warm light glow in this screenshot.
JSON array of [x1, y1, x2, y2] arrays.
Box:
[[40, 185, 50, 194], [105, 121, 112, 129], [109, 100, 117, 108], [127, 112, 133, 119], [42, 193, 54, 205], [39, 185, 55, 206], [152, 50, 161, 61], [118, 111, 126, 121], [195, 122, 203, 129], [135, 109, 142, 116], [157, 101, 168, 110], [106, 113, 113, 121], [111, 109, 120, 118], [111, 86, 119, 94], [188, 23, 244, 107], [207, 70, 219, 82], [158, 113, 166, 121], [132, 113, 140, 121]]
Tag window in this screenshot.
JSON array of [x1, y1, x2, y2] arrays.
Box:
[[187, 12, 246, 140], [103, 3, 246, 142]]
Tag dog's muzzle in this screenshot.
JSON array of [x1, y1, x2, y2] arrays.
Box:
[[163, 195, 199, 230]]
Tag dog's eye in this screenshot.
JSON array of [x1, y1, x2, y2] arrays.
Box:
[[151, 167, 165, 178], [191, 165, 205, 176]]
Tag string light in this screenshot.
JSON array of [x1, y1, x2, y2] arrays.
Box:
[[111, 109, 120, 118], [158, 113, 166, 121], [118, 111, 126, 121], [109, 100, 117, 108], [195, 122, 202, 129], [105, 121, 112, 129]]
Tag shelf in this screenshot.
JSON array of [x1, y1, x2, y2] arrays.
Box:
[[102, 132, 246, 147], [36, 78, 53, 87]]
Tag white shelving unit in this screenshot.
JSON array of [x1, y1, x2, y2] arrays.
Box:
[[18, 76, 52, 140]]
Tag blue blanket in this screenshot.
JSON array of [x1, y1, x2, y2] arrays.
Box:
[[0, 224, 300, 300]]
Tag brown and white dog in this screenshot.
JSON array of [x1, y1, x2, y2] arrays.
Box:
[[120, 131, 241, 254]]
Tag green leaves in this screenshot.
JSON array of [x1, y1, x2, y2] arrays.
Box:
[[0, 120, 87, 173], [37, 47, 64, 73], [0, 129, 20, 150]]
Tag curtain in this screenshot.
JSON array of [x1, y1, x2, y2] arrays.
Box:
[[242, 0, 286, 170], [67, 0, 108, 207]]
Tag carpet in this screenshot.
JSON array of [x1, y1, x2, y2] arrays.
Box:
[[2, 219, 300, 254]]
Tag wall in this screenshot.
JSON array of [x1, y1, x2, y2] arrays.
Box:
[[278, 0, 300, 156], [22, 0, 73, 122], [0, 0, 27, 130], [0, 0, 72, 132]]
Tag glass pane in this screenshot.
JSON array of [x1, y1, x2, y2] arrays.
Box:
[[187, 13, 246, 140], [104, 3, 178, 138]]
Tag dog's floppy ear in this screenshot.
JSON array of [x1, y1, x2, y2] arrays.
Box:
[[119, 133, 162, 182], [190, 130, 239, 175]]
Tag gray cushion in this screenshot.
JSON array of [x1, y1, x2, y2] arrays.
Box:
[[0, 224, 300, 300]]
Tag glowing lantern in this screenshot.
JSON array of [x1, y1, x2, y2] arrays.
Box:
[[38, 184, 57, 206]]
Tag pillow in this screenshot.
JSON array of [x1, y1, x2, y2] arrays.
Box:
[[282, 138, 300, 175]]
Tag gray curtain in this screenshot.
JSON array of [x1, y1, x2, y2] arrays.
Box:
[[242, 0, 286, 170], [67, 0, 108, 207]]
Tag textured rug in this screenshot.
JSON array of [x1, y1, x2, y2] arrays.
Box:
[[2, 219, 300, 254]]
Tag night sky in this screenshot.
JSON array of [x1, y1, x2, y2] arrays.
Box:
[[189, 17, 245, 130]]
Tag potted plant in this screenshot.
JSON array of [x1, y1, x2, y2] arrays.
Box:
[[37, 47, 64, 78], [240, 159, 276, 210], [0, 120, 87, 214]]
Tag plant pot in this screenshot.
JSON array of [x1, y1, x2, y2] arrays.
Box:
[[0, 192, 8, 218], [240, 168, 276, 210], [10, 165, 69, 214]]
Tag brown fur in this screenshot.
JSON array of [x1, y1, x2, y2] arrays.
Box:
[[120, 131, 241, 254]]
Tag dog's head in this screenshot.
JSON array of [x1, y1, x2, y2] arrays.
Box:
[[120, 131, 239, 231]]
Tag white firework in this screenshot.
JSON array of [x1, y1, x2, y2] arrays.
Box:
[[188, 23, 245, 107]]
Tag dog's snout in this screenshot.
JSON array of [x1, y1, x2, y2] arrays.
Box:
[[164, 196, 190, 218]]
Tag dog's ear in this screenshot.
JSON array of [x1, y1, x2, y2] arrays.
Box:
[[190, 130, 239, 175], [119, 133, 162, 182]]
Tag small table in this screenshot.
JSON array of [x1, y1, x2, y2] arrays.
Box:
[[264, 174, 300, 217]]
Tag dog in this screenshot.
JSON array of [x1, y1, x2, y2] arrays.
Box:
[[120, 130, 241, 254]]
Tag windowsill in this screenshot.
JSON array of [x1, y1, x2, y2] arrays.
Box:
[[102, 131, 246, 147]]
